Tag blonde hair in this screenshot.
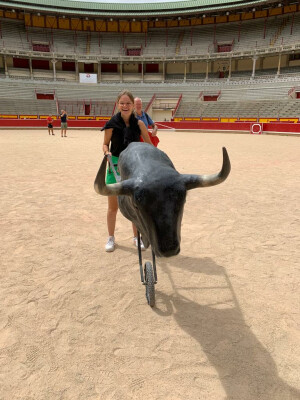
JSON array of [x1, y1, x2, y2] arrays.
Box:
[[116, 90, 134, 104]]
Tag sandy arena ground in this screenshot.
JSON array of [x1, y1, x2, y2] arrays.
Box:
[[0, 129, 299, 400]]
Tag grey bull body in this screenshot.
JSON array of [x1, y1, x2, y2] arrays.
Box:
[[94, 142, 231, 257]]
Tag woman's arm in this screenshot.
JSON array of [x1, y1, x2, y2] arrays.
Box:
[[138, 120, 153, 145], [103, 128, 113, 155]]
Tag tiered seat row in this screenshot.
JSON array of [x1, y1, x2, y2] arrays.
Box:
[[176, 100, 299, 119], [0, 79, 298, 119], [0, 99, 56, 115], [1, 15, 299, 56]]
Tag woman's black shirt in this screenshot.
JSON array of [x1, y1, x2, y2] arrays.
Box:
[[101, 112, 141, 157]]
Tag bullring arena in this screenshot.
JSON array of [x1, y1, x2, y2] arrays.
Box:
[[1, 128, 299, 399], [1, 0, 300, 398]]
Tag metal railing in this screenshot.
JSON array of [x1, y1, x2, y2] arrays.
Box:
[[1, 42, 300, 63]]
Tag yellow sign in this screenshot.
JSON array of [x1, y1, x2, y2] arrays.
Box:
[[20, 115, 37, 119]]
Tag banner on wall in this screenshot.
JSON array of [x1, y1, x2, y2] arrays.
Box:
[[79, 73, 97, 83]]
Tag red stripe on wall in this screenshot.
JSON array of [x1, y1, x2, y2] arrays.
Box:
[[0, 120, 299, 134]]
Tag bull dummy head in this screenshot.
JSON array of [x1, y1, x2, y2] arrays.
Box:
[[95, 142, 230, 257]]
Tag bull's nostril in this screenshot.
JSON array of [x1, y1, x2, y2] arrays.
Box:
[[153, 235, 180, 257], [163, 247, 180, 257], [158, 244, 180, 257]]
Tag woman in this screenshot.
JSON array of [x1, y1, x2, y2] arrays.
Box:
[[102, 90, 153, 252]]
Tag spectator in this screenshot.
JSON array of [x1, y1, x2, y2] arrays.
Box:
[[60, 109, 68, 137], [47, 115, 54, 135], [134, 97, 159, 147], [102, 90, 153, 252]]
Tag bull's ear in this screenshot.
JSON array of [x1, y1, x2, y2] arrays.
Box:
[[183, 147, 231, 190], [94, 156, 135, 196]]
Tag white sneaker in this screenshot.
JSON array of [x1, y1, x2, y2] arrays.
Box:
[[105, 236, 115, 252], [133, 236, 146, 251]]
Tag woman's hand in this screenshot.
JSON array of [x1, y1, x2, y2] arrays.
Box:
[[151, 125, 158, 136], [103, 128, 113, 156]]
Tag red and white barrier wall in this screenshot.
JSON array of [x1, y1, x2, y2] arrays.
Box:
[[157, 121, 300, 135], [0, 118, 299, 135]]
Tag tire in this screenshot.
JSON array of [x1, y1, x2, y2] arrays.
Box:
[[144, 262, 155, 307]]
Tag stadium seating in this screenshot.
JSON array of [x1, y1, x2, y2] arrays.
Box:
[[0, 12, 299, 121], [1, 15, 300, 57], [0, 76, 298, 119], [175, 100, 300, 119]]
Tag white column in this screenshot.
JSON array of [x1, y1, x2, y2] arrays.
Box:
[[120, 61, 123, 83], [228, 58, 232, 80], [277, 53, 282, 76], [4, 55, 8, 77], [251, 57, 257, 78], [205, 61, 209, 80], [98, 62, 101, 83], [51, 60, 57, 81], [75, 61, 79, 82], [29, 58, 33, 79]]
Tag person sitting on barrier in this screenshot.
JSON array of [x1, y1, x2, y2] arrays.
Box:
[[102, 90, 153, 252], [134, 97, 159, 147]]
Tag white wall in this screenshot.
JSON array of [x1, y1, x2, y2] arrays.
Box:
[[263, 56, 279, 69], [166, 62, 185, 73], [152, 109, 172, 121], [236, 58, 252, 71], [123, 63, 139, 73], [191, 61, 207, 73]]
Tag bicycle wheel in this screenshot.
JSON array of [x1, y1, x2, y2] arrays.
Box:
[[144, 262, 155, 307]]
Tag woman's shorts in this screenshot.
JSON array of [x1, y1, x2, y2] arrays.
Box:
[[48, 124, 53, 129], [61, 122, 68, 129], [105, 155, 120, 185]]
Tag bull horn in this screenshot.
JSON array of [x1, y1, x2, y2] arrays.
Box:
[[183, 147, 231, 190], [94, 156, 134, 196]]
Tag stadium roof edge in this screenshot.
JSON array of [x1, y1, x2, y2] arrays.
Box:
[[0, 0, 281, 17]]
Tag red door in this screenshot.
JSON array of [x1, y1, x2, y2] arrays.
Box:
[[84, 63, 94, 73], [85, 104, 91, 115]]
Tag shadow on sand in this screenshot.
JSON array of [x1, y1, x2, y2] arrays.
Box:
[[117, 244, 299, 399], [152, 255, 300, 400]]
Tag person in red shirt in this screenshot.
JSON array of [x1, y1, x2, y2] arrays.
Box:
[[47, 115, 54, 135]]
